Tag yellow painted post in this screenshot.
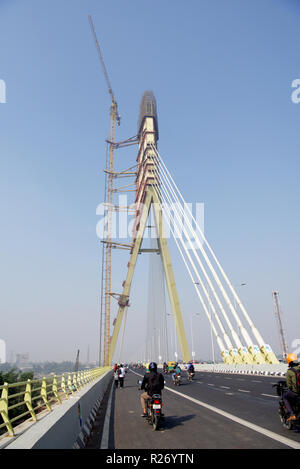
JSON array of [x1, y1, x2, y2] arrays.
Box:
[[41, 377, 51, 412], [72, 373, 77, 392], [67, 373, 74, 394], [52, 376, 61, 404], [0, 383, 14, 436], [61, 374, 68, 399], [24, 379, 37, 422], [76, 372, 82, 389]]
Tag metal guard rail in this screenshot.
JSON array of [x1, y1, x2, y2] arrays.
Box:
[[0, 367, 110, 436]]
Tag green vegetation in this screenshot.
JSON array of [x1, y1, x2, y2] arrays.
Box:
[[0, 368, 34, 435], [0, 362, 89, 435]]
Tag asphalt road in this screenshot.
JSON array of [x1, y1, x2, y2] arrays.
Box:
[[103, 368, 300, 449]]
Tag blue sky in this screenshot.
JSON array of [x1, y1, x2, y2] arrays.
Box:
[[0, 0, 299, 363]]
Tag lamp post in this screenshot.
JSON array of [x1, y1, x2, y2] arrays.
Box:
[[190, 313, 200, 361], [166, 313, 173, 361], [233, 283, 247, 341]]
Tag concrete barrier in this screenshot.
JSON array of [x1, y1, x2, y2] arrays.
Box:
[[159, 363, 286, 377], [192, 363, 287, 377], [3, 370, 113, 449]]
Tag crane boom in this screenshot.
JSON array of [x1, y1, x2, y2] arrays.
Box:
[[88, 14, 120, 125], [272, 291, 288, 360], [74, 349, 80, 372]]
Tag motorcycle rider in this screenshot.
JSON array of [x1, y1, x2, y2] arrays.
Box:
[[283, 353, 300, 421], [172, 362, 181, 383], [163, 362, 168, 374], [140, 361, 165, 417], [187, 361, 195, 378]]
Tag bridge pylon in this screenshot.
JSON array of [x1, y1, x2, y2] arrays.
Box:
[[109, 91, 191, 364]]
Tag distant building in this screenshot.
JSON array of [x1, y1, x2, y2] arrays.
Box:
[[16, 353, 30, 370]]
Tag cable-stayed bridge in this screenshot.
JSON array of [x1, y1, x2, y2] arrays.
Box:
[[1, 92, 295, 451], [102, 90, 279, 368]]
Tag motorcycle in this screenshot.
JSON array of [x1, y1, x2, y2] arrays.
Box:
[[187, 371, 195, 382], [174, 373, 181, 386], [273, 380, 300, 430], [145, 393, 163, 431], [138, 380, 164, 431]]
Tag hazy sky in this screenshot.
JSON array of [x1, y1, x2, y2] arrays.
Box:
[[1, 0, 299, 363]]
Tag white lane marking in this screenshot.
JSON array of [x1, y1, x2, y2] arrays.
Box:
[[252, 380, 262, 383], [238, 389, 250, 393], [261, 394, 279, 398], [237, 379, 245, 381], [164, 385, 300, 449], [130, 369, 297, 448], [220, 386, 230, 389], [207, 384, 214, 386]]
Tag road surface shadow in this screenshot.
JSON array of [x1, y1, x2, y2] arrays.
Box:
[[159, 414, 196, 430], [115, 385, 138, 389]]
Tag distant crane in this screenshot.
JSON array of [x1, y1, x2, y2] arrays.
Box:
[[74, 349, 80, 372], [272, 291, 289, 360], [88, 15, 121, 366]]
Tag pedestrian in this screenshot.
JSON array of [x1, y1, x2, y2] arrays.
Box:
[[114, 365, 120, 389], [118, 364, 126, 388]]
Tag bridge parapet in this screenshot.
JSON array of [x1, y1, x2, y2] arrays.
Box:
[[0, 367, 112, 449]]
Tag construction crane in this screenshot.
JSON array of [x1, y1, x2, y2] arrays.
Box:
[[88, 15, 120, 366], [74, 349, 80, 372], [272, 291, 289, 360]]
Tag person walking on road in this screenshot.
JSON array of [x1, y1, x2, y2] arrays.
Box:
[[118, 364, 126, 388], [114, 365, 120, 389]]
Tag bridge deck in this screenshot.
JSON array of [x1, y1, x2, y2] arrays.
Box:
[[93, 369, 298, 449]]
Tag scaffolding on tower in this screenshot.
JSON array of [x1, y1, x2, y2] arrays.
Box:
[[89, 16, 139, 365], [89, 15, 120, 366]]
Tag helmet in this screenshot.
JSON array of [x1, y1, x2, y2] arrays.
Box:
[[287, 353, 298, 364], [149, 362, 157, 371]]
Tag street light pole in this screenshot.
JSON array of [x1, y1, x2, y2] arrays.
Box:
[[190, 313, 200, 362], [233, 283, 247, 341], [190, 316, 194, 359], [166, 313, 172, 361], [209, 303, 215, 364]]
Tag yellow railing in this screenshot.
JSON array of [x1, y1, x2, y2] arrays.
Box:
[[0, 367, 110, 437]]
